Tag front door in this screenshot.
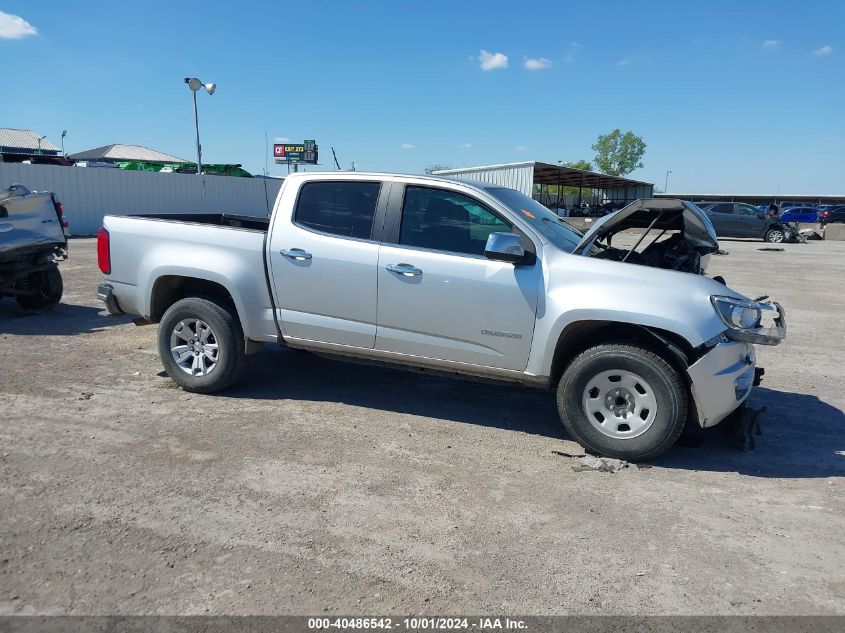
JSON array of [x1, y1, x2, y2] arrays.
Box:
[[267, 179, 385, 348], [375, 185, 540, 371], [734, 203, 767, 238]]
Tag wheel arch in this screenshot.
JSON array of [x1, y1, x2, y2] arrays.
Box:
[[549, 320, 697, 387], [147, 274, 262, 352]]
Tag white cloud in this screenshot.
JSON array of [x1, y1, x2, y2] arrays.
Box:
[[762, 39, 782, 49], [513, 145, 528, 152], [617, 57, 631, 66], [458, 143, 472, 149], [0, 11, 37, 39], [813, 45, 833, 56], [524, 57, 552, 70], [479, 49, 508, 71], [401, 143, 415, 150], [275, 136, 290, 142]]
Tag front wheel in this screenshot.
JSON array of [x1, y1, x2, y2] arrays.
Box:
[[556, 344, 688, 461], [765, 228, 785, 243], [158, 297, 246, 393], [16, 265, 63, 310]]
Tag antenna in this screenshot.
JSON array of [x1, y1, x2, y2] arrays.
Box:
[[331, 147, 341, 171]]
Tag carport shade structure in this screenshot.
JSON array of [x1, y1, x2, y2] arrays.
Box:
[[431, 161, 654, 210]]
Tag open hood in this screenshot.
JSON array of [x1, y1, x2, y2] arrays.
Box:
[[572, 198, 719, 255]]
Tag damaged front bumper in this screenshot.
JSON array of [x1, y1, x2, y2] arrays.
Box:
[[688, 339, 757, 428]]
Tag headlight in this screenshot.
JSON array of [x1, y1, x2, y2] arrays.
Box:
[[710, 295, 786, 346], [711, 296, 761, 329]]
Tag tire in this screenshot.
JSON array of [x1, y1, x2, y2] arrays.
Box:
[[16, 265, 63, 310], [556, 344, 687, 461], [765, 228, 785, 243], [157, 297, 246, 393]]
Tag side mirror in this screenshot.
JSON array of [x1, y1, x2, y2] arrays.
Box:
[[484, 232, 527, 264]]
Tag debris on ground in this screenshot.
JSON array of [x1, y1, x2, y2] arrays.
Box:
[[758, 247, 785, 252], [572, 454, 629, 473]]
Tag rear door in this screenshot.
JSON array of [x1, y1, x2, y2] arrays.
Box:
[[267, 178, 388, 348], [375, 184, 541, 371], [703, 203, 739, 237]]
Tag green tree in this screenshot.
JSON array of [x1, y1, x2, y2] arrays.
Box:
[[591, 130, 646, 176]]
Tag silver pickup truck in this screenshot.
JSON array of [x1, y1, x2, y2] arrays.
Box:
[[97, 172, 786, 460]]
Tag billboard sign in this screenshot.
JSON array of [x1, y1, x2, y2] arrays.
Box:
[[274, 140, 318, 164]]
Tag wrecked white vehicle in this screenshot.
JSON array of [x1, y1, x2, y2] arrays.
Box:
[[97, 174, 785, 460], [0, 184, 69, 310]]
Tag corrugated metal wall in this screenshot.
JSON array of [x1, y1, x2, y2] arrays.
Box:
[[0, 164, 283, 235], [432, 163, 536, 196]]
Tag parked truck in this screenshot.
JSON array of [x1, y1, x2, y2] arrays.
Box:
[[0, 183, 69, 310], [96, 172, 786, 460]]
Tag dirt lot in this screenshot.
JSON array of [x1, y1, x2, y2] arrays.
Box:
[[1, 238, 843, 616]]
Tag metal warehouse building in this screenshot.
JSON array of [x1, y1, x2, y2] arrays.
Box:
[[432, 161, 654, 209]]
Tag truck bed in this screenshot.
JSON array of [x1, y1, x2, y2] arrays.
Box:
[[102, 213, 278, 342], [130, 213, 270, 232]]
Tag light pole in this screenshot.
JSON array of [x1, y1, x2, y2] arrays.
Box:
[[36, 135, 46, 156], [184, 77, 216, 174], [664, 170, 672, 192], [61, 130, 67, 155]]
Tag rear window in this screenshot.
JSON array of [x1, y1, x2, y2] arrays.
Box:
[[294, 181, 380, 239]]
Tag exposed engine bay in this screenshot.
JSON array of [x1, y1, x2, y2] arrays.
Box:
[[593, 232, 705, 273], [573, 199, 720, 275]]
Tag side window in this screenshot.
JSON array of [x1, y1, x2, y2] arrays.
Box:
[[294, 181, 380, 239], [736, 204, 757, 217], [399, 186, 511, 256], [716, 203, 735, 214]]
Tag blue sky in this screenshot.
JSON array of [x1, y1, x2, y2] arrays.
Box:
[[1, 1, 842, 193]]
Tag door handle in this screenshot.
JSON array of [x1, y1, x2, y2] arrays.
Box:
[[280, 248, 312, 260], [386, 263, 422, 277]]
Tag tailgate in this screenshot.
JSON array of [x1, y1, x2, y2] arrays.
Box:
[[0, 190, 65, 256]]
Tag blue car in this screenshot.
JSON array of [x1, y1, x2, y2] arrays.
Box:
[[780, 206, 818, 223]]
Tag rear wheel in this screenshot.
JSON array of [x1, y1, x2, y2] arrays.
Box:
[[158, 297, 246, 393], [765, 228, 785, 243], [556, 344, 687, 461], [16, 265, 63, 310]]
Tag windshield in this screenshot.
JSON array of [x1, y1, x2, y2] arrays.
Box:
[[485, 187, 586, 253]]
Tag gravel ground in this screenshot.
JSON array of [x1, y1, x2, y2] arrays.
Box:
[[0, 237, 843, 615]]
